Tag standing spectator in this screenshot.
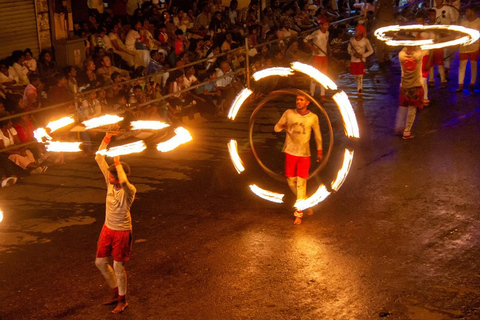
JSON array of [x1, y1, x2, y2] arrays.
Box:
[[347, 25, 374, 97], [457, 5, 480, 92]]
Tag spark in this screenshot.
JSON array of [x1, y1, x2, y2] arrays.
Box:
[[97, 141, 147, 157], [249, 184, 284, 203], [331, 149, 354, 191], [227, 139, 245, 174], [83, 114, 124, 130], [156, 127, 192, 152], [333, 91, 360, 138], [227, 88, 253, 120]]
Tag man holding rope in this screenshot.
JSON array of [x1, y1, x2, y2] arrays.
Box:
[[275, 92, 323, 225], [94, 132, 136, 314]]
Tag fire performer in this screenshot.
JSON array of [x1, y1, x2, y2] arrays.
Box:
[[94, 132, 136, 314], [274, 93, 323, 225]]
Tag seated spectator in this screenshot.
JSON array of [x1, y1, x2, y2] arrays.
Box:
[[47, 73, 73, 105], [107, 22, 136, 68], [96, 55, 130, 85], [37, 50, 58, 85], [205, 46, 221, 70], [197, 69, 221, 118], [11, 50, 30, 86], [79, 90, 102, 121], [12, 110, 49, 163], [0, 113, 47, 175], [221, 33, 237, 52], [0, 60, 22, 91], [216, 60, 242, 110], [78, 58, 102, 90], [125, 19, 151, 68], [24, 48, 37, 73], [64, 66, 78, 95], [23, 74, 42, 110]]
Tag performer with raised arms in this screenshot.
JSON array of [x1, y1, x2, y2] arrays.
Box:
[[94, 132, 136, 314]]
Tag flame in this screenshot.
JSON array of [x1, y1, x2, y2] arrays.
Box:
[[130, 120, 170, 130], [227, 140, 245, 174], [249, 184, 284, 203], [46, 116, 75, 133], [295, 184, 331, 211], [33, 128, 52, 143], [45, 141, 83, 152], [331, 149, 354, 191], [333, 91, 360, 138], [252, 67, 294, 81], [96, 141, 147, 157], [83, 114, 124, 130], [156, 127, 192, 152], [227, 88, 253, 120], [375, 25, 480, 50], [291, 61, 338, 90]]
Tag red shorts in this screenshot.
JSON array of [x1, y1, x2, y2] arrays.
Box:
[[312, 56, 328, 74], [350, 61, 365, 75], [399, 86, 424, 109], [433, 49, 444, 66], [421, 55, 430, 78], [285, 153, 310, 179], [459, 51, 479, 61], [96, 225, 132, 262]]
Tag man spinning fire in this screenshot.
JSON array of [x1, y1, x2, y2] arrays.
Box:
[[274, 93, 323, 225]]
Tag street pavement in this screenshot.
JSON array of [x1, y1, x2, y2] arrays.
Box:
[[1, 56, 480, 320]]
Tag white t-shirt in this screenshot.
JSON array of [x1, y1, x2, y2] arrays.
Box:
[[0, 67, 19, 84], [0, 127, 17, 148], [125, 30, 141, 51], [216, 69, 233, 87], [184, 74, 198, 88], [274, 109, 323, 157], [304, 30, 329, 57], [433, 5, 456, 24], [348, 37, 374, 62], [399, 47, 425, 88], [460, 18, 480, 53]]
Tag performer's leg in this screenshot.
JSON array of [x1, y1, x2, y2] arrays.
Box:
[[112, 260, 128, 313], [458, 59, 468, 87], [95, 257, 119, 305], [438, 65, 446, 84], [403, 106, 417, 139], [287, 177, 297, 195], [293, 157, 310, 225], [395, 106, 408, 134], [470, 58, 478, 86], [429, 66, 435, 84], [421, 77, 428, 101]]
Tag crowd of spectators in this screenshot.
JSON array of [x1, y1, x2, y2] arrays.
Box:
[[0, 0, 476, 187]]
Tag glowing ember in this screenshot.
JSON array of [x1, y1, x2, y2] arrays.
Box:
[[333, 91, 360, 138], [375, 25, 480, 50], [253, 67, 294, 81], [249, 184, 284, 203], [295, 184, 331, 211], [227, 88, 253, 120], [97, 141, 147, 157], [33, 128, 52, 143], [291, 61, 338, 90], [130, 120, 170, 130], [227, 139, 245, 174], [156, 127, 192, 152], [331, 149, 354, 191], [45, 141, 83, 152], [46, 116, 75, 133], [83, 114, 124, 130]]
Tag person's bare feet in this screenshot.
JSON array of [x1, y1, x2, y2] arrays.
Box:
[[111, 301, 128, 314], [294, 217, 302, 225]]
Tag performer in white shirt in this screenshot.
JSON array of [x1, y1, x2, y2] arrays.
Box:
[[304, 19, 330, 100], [274, 93, 323, 225], [95, 132, 136, 314], [457, 5, 480, 91]]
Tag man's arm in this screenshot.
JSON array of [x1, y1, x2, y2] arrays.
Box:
[[95, 133, 112, 184], [274, 110, 289, 132], [113, 156, 136, 197]]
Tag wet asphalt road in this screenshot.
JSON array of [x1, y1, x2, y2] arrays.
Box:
[[1, 56, 480, 320]]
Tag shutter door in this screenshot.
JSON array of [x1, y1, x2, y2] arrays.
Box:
[[0, 0, 40, 60]]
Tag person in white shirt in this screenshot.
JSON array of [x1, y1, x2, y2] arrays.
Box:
[[432, 0, 457, 77], [125, 20, 150, 68], [95, 132, 136, 314], [347, 24, 374, 97], [304, 19, 330, 100], [457, 5, 480, 91], [274, 93, 323, 225]]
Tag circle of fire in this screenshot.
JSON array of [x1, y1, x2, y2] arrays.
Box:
[[374, 25, 480, 50], [226, 62, 360, 211]]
